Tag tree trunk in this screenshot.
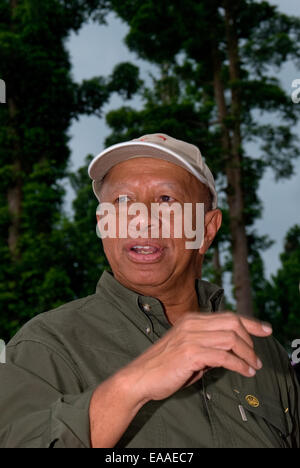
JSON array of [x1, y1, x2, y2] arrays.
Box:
[[7, 0, 22, 260], [210, 5, 254, 316], [223, 0, 254, 317], [213, 244, 223, 288]]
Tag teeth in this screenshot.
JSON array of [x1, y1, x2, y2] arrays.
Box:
[[133, 245, 151, 249], [132, 245, 158, 254]]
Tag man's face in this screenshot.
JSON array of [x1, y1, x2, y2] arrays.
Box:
[[98, 157, 216, 291]]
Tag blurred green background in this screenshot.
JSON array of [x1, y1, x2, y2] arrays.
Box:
[[0, 0, 299, 350]]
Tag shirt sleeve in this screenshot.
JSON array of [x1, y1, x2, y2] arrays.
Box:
[[0, 340, 95, 448], [287, 363, 300, 447]]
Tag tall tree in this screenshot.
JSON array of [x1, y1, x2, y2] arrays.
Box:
[[58, 155, 110, 300], [0, 0, 140, 340], [107, 0, 300, 316]]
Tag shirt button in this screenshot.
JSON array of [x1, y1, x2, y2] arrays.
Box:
[[206, 393, 211, 401], [146, 327, 151, 335], [142, 304, 151, 312]]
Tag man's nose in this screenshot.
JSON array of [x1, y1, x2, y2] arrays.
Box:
[[127, 201, 161, 237]]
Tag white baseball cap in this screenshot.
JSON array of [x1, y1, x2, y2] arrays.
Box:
[[88, 133, 217, 209]]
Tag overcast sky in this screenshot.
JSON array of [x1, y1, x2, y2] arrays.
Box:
[[65, 0, 300, 284]]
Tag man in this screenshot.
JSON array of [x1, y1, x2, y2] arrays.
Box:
[[0, 134, 299, 448]]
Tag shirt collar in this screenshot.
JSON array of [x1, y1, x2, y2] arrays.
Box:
[[96, 270, 224, 336]]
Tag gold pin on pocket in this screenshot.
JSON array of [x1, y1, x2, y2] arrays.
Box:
[[245, 394, 260, 408]]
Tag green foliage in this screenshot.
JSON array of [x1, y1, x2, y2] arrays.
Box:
[[108, 62, 142, 99], [108, 0, 300, 176], [75, 63, 141, 117], [258, 226, 300, 347], [62, 155, 110, 298], [0, 0, 143, 341], [0, 0, 77, 340]]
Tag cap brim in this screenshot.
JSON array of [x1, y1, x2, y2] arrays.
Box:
[[88, 141, 217, 209], [89, 141, 207, 184]]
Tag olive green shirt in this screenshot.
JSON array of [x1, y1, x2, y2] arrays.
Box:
[[0, 271, 299, 448]]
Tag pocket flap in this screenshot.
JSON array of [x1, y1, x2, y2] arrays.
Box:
[[234, 390, 290, 437]]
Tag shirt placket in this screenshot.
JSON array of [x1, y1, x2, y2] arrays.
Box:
[[137, 297, 172, 341], [200, 373, 221, 448]]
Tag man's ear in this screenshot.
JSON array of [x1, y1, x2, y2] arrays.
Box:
[[199, 209, 222, 255]]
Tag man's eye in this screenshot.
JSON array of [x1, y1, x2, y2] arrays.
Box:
[[115, 195, 130, 204], [160, 195, 175, 203]]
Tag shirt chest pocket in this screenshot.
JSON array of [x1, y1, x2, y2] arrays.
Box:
[[235, 391, 293, 448]]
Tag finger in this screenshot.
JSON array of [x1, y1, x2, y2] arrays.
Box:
[[193, 347, 257, 378], [185, 313, 254, 349], [190, 330, 262, 370], [194, 312, 272, 339], [239, 316, 273, 337]]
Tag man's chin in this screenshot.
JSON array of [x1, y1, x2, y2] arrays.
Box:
[[121, 267, 170, 289]]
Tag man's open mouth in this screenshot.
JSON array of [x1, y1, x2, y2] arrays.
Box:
[[130, 245, 159, 255], [125, 242, 165, 263]]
